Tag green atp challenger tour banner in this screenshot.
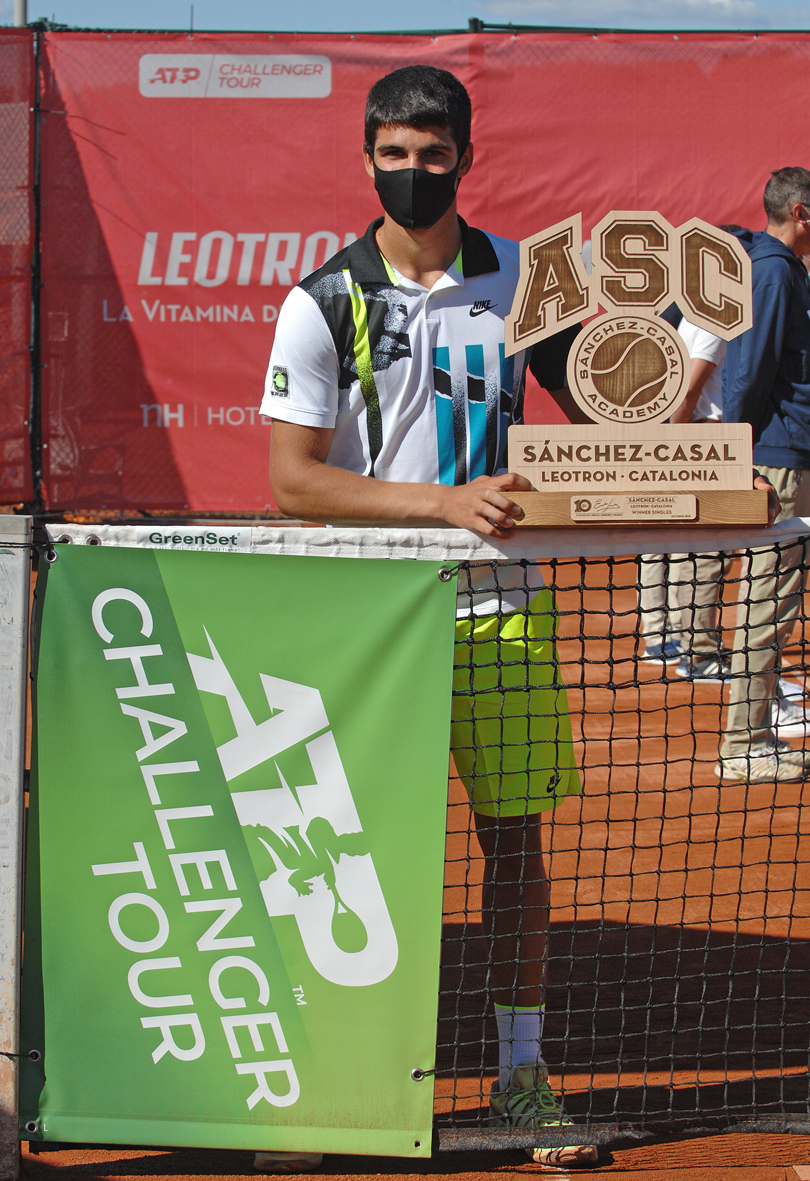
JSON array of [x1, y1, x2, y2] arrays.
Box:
[[22, 544, 457, 1156]]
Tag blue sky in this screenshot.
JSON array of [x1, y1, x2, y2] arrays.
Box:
[[2, 0, 809, 32]]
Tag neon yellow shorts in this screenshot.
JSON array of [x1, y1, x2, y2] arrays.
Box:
[[451, 587, 581, 817]]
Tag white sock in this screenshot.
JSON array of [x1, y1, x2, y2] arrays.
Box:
[[494, 1003, 544, 1091]]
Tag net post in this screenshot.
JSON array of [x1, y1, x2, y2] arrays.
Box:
[[0, 516, 32, 1181]]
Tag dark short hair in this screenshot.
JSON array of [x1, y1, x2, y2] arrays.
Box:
[[764, 167, 810, 224], [364, 65, 471, 157]]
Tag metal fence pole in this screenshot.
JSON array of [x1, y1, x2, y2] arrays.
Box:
[[0, 517, 32, 1181], [29, 31, 43, 513]]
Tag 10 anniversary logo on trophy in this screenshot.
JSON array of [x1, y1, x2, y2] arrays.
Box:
[[505, 212, 766, 525]]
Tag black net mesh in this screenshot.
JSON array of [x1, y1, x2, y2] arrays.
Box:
[[436, 541, 810, 1146]]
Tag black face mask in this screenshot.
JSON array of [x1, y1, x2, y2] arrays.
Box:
[[373, 162, 461, 230]]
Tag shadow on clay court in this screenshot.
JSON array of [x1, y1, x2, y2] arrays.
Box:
[[21, 1146, 618, 1178], [18, 920, 810, 1175], [436, 920, 810, 1128]]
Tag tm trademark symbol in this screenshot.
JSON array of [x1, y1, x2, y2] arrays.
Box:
[[292, 985, 306, 1006]]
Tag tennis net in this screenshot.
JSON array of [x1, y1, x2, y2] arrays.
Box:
[[438, 524, 810, 1147]]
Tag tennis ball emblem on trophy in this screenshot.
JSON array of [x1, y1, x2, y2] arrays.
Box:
[[571, 316, 688, 424], [504, 211, 764, 525]]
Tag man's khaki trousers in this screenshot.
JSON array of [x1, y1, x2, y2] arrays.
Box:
[[721, 465, 810, 758]]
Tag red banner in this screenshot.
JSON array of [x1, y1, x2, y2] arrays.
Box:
[[0, 29, 34, 504], [38, 30, 810, 512]]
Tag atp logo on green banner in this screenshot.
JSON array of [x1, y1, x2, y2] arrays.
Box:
[[189, 631, 398, 989], [22, 545, 457, 1157]]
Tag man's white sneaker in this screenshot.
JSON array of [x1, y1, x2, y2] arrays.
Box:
[[772, 680, 810, 737], [253, 1152, 323, 1174], [676, 650, 732, 682], [778, 677, 806, 702], [715, 741, 810, 784], [641, 641, 684, 665]]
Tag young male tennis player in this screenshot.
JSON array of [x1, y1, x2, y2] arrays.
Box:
[[259, 64, 594, 1171]]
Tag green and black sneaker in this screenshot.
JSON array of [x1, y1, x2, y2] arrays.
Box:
[[489, 1061, 597, 1166]]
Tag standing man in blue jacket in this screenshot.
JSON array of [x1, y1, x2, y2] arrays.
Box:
[[718, 167, 810, 783]]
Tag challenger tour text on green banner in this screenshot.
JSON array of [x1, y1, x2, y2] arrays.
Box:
[[21, 544, 457, 1156]]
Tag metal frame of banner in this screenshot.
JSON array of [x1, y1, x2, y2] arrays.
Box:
[[0, 516, 33, 1181], [5, 516, 810, 1173]]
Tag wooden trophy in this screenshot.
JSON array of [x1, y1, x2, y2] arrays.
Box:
[[504, 212, 767, 526]]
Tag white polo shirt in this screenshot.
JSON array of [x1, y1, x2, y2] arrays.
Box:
[[262, 218, 573, 614]]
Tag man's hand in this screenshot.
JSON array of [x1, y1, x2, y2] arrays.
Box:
[[754, 472, 781, 525], [438, 472, 533, 537]]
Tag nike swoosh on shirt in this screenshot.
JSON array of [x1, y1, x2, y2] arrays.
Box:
[[470, 301, 496, 316]]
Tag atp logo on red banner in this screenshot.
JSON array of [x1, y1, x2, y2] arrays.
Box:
[[139, 54, 332, 98]]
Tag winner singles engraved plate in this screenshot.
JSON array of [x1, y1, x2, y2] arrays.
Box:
[[504, 210, 768, 526], [570, 493, 696, 521]]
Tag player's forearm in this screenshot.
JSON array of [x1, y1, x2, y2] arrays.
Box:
[[271, 452, 451, 526], [269, 420, 530, 535], [669, 389, 702, 424], [670, 359, 715, 424]]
